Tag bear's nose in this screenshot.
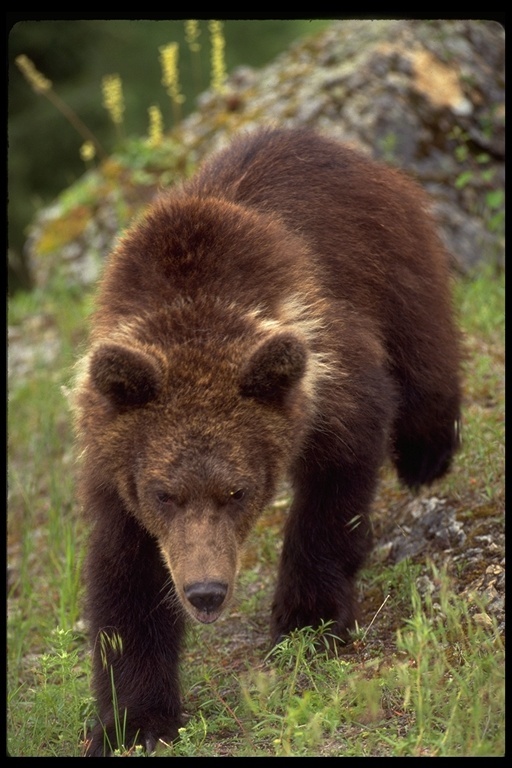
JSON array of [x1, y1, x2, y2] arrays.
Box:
[[184, 581, 228, 614]]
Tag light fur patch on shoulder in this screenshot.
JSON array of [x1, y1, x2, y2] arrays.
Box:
[[248, 293, 338, 399]]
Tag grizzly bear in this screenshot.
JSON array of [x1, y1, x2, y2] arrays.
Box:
[[72, 127, 461, 756]]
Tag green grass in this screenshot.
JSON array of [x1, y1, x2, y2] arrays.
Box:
[[7, 266, 504, 757]]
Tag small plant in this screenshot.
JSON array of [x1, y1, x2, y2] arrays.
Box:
[[101, 74, 125, 141], [147, 105, 164, 148], [95, 629, 139, 756], [159, 42, 186, 124], [7, 627, 91, 757], [266, 621, 341, 672], [208, 20, 227, 93], [171, 715, 209, 757]]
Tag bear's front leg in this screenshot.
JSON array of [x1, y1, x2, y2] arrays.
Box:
[[271, 457, 379, 646], [83, 509, 185, 757]]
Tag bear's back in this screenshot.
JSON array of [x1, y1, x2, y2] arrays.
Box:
[[187, 128, 449, 299], [187, 130, 453, 337]]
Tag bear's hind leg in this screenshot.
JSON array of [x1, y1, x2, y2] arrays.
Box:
[[392, 387, 461, 490]]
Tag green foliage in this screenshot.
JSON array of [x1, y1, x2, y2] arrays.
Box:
[[455, 265, 504, 339], [248, 624, 349, 756], [7, 628, 91, 757], [449, 126, 505, 245], [447, 268, 505, 505], [392, 569, 504, 756], [181, 569, 503, 758]]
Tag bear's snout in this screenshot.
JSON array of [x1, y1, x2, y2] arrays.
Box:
[[184, 580, 228, 623]]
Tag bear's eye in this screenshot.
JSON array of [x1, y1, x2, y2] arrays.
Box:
[[229, 488, 246, 502], [156, 490, 179, 507]]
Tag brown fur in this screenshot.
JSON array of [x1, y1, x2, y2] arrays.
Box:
[[73, 128, 461, 755]]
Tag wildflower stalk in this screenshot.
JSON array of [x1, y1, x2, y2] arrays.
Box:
[[159, 42, 185, 125], [15, 54, 106, 159], [147, 105, 163, 148], [102, 74, 125, 142], [208, 20, 226, 93]]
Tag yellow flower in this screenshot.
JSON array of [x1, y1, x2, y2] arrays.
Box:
[[185, 20, 201, 53], [147, 105, 163, 147], [159, 43, 185, 105], [208, 20, 226, 93], [15, 54, 52, 93], [80, 141, 96, 162], [102, 74, 125, 126]]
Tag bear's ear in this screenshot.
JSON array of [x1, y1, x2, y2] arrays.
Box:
[[89, 343, 163, 408], [239, 333, 307, 404]]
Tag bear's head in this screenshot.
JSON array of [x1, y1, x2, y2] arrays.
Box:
[[82, 330, 311, 624]]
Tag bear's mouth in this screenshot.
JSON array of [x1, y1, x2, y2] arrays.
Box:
[[192, 607, 223, 624]]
